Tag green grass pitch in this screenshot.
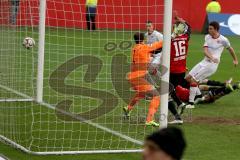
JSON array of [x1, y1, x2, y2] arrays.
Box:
[[0, 27, 240, 160]]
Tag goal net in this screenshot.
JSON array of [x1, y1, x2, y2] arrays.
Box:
[[0, 0, 170, 154], [0, 0, 38, 102]]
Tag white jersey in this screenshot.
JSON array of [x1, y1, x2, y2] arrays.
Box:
[[203, 34, 231, 62], [189, 34, 231, 82], [145, 30, 163, 44], [145, 30, 163, 64]]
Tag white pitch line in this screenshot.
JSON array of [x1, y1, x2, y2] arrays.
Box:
[[0, 98, 33, 102], [0, 134, 142, 155], [0, 84, 33, 99], [0, 84, 143, 146]]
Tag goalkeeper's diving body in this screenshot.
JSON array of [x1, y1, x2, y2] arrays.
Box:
[[123, 32, 163, 127]]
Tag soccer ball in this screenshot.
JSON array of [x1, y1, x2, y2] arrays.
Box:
[[23, 37, 35, 49]]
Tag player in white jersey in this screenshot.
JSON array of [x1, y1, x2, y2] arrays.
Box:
[[145, 21, 163, 66], [185, 21, 238, 108], [145, 21, 163, 85]]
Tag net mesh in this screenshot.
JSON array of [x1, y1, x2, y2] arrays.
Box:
[[0, 0, 165, 152]]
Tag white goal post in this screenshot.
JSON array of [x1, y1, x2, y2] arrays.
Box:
[[36, 0, 46, 103], [160, 0, 173, 128], [0, 0, 173, 155]]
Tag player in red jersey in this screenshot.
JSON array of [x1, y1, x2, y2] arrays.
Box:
[[170, 15, 191, 88], [168, 14, 192, 124]]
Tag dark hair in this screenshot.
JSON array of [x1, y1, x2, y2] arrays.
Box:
[[209, 21, 220, 31], [146, 20, 153, 24], [134, 32, 145, 44], [146, 127, 186, 160]]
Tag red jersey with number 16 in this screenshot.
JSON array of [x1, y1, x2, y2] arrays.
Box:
[[170, 34, 189, 73]]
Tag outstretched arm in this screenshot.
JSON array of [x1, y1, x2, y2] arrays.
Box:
[[227, 47, 238, 66], [173, 10, 185, 23], [148, 41, 163, 53]]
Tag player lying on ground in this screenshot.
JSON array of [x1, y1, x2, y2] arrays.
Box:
[[176, 78, 240, 104], [123, 32, 162, 127], [196, 78, 240, 103], [185, 21, 238, 108], [168, 79, 240, 125]]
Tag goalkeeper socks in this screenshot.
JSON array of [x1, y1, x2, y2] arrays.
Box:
[[146, 96, 160, 122], [127, 93, 144, 110], [207, 80, 225, 87]]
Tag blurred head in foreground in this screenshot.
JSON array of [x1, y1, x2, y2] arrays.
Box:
[[143, 127, 186, 160]]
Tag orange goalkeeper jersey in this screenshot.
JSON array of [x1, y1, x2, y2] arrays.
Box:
[[128, 41, 163, 80]]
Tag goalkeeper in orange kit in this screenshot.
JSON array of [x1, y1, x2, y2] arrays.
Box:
[[123, 32, 163, 127]]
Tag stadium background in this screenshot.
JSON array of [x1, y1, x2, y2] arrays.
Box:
[[0, 0, 240, 31]]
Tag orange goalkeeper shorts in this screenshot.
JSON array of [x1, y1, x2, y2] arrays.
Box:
[[129, 77, 154, 93]]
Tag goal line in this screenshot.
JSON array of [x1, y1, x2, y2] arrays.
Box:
[[0, 84, 143, 154], [0, 84, 34, 102]]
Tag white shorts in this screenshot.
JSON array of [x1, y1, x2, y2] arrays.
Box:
[[189, 60, 218, 82], [150, 52, 162, 66]]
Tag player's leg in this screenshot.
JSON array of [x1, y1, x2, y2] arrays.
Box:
[[201, 78, 234, 91], [124, 77, 161, 126], [201, 79, 225, 86], [168, 100, 183, 125], [167, 76, 187, 119], [185, 64, 204, 108], [141, 82, 161, 127], [188, 81, 200, 108], [123, 77, 146, 117], [170, 72, 188, 88], [233, 82, 240, 90], [168, 83, 186, 110], [145, 94, 160, 127], [86, 7, 91, 30], [90, 9, 96, 30], [179, 73, 189, 88], [10, 1, 19, 25], [170, 73, 178, 88], [186, 63, 217, 108], [202, 82, 240, 103], [169, 73, 189, 108], [123, 92, 145, 118]]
